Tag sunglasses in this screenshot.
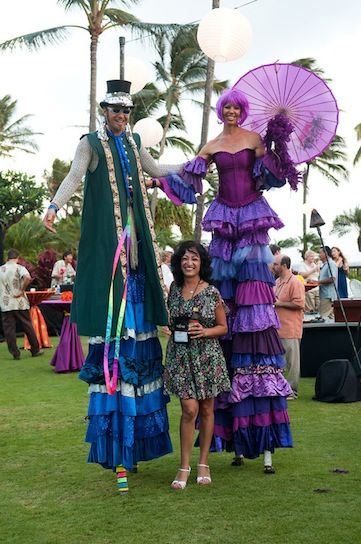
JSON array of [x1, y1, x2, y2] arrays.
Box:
[[106, 106, 132, 114]]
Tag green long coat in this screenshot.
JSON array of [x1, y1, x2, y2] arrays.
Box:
[[70, 132, 168, 337]]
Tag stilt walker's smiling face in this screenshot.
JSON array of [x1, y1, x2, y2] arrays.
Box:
[[103, 106, 130, 136], [222, 103, 241, 125]]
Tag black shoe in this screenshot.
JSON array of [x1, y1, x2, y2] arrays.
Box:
[[264, 465, 276, 474], [231, 456, 245, 466], [13, 354, 21, 360], [32, 350, 44, 357]]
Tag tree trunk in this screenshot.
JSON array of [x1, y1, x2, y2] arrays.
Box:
[[0, 224, 5, 266], [89, 32, 99, 132], [193, 0, 218, 243], [302, 164, 310, 256]]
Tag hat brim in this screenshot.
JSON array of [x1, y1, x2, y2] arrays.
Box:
[[100, 102, 134, 109]]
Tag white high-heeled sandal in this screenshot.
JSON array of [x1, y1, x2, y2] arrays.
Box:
[[170, 467, 191, 490], [197, 464, 212, 485]]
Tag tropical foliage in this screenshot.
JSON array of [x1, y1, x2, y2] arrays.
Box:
[[0, 171, 47, 264], [4, 213, 81, 264], [354, 123, 361, 165], [44, 158, 83, 217], [132, 25, 226, 218], [0, 95, 40, 158], [291, 58, 349, 254], [275, 233, 321, 257], [154, 198, 193, 249], [0, 0, 192, 131], [332, 206, 361, 252]]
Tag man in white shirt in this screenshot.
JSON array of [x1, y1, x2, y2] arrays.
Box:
[[51, 250, 76, 287], [298, 250, 320, 313], [0, 249, 42, 360], [161, 250, 174, 294]]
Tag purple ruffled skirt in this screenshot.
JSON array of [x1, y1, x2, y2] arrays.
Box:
[[202, 195, 293, 458]]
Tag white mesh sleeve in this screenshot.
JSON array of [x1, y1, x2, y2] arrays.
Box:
[[139, 145, 183, 177], [52, 137, 98, 210]]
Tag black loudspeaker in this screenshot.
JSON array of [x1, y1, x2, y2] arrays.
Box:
[[313, 359, 361, 403]]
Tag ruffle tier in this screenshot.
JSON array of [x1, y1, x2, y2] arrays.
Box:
[[85, 379, 172, 470], [79, 336, 163, 386], [232, 328, 285, 356], [230, 353, 286, 370], [213, 396, 292, 457], [202, 195, 284, 240], [231, 304, 280, 333], [209, 239, 273, 264], [235, 280, 276, 305], [229, 373, 292, 403]]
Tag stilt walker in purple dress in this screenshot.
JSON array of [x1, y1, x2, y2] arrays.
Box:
[[180, 88, 300, 473]]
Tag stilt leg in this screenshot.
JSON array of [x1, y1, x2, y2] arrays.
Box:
[[116, 465, 129, 494], [263, 450, 275, 474]]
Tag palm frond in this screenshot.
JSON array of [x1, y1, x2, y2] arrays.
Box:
[[164, 135, 195, 155], [103, 8, 139, 25], [0, 26, 86, 51], [353, 146, 361, 166]]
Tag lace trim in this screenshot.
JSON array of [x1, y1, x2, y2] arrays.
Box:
[[88, 377, 164, 396], [88, 330, 158, 344]]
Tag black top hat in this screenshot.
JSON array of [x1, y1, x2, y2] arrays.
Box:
[[106, 80, 131, 95], [100, 80, 133, 108]]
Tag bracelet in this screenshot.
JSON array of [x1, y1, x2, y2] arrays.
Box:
[[151, 179, 157, 189], [48, 203, 59, 213]]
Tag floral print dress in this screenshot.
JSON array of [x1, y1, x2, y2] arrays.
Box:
[[165, 284, 230, 400]]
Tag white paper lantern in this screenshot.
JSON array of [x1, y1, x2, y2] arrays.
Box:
[[124, 56, 152, 94], [197, 8, 252, 62], [133, 118, 164, 147]]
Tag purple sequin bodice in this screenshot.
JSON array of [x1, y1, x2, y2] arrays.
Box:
[[213, 149, 261, 207]]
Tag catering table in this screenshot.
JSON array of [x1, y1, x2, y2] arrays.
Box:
[[40, 299, 84, 373], [24, 291, 53, 350]]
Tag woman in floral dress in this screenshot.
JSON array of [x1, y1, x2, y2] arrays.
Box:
[[164, 241, 230, 489]]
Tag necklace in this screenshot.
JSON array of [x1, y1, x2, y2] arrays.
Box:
[[185, 279, 201, 295]]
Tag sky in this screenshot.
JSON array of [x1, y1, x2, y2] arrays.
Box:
[[1, 0, 361, 263]]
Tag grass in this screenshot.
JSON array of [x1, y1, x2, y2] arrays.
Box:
[[1, 337, 361, 544]]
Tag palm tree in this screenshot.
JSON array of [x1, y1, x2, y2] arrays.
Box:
[[300, 135, 348, 254], [4, 214, 57, 263], [44, 158, 83, 217], [332, 207, 361, 252], [0, 0, 192, 132], [354, 123, 361, 165], [136, 26, 227, 217], [131, 86, 196, 159], [154, 198, 193, 248], [0, 95, 40, 157], [291, 58, 349, 255]]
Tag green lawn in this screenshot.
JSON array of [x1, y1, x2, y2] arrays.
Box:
[[0, 337, 361, 544]]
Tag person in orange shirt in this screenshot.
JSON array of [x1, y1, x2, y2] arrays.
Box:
[[274, 255, 305, 399]]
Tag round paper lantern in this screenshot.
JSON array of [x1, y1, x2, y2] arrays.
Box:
[[133, 118, 164, 147], [197, 8, 252, 62], [124, 56, 152, 94]]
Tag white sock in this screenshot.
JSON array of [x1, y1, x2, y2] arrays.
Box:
[[263, 450, 272, 466]]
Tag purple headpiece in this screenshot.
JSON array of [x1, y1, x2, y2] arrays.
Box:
[[216, 88, 249, 126]]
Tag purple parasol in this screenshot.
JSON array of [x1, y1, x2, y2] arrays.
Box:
[[233, 63, 339, 164]]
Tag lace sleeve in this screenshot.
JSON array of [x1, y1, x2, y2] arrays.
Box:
[[52, 137, 96, 210], [139, 145, 183, 177]]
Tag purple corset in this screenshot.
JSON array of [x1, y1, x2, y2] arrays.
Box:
[[213, 149, 261, 207]]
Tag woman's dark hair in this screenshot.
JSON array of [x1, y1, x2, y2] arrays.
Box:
[[171, 241, 212, 286], [63, 250, 73, 260]]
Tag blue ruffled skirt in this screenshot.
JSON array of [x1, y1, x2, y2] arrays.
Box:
[[79, 268, 172, 471]]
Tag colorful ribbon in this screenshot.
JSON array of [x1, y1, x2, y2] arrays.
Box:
[[103, 215, 132, 395]]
